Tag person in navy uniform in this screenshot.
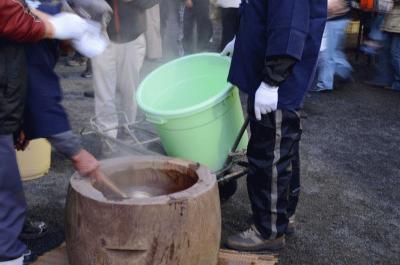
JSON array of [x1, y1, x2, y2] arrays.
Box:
[[221, 0, 327, 251]]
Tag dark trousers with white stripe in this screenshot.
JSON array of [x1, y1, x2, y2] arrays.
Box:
[[247, 99, 302, 239], [287, 140, 300, 218]]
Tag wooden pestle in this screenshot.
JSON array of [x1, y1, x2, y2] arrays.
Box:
[[90, 169, 129, 200]]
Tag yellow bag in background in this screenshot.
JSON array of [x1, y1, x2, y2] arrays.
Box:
[[16, 139, 51, 181]]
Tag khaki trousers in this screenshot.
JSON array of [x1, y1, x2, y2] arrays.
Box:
[[145, 4, 163, 59], [92, 35, 146, 137]]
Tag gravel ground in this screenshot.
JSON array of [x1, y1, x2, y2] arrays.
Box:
[[22, 5, 400, 264]]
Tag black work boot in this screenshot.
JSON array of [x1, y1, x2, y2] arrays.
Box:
[[226, 225, 285, 252], [285, 215, 296, 236]]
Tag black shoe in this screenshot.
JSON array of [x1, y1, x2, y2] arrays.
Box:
[[23, 249, 37, 265], [309, 87, 333, 92], [226, 225, 285, 252], [83, 91, 94, 98], [19, 220, 48, 240], [335, 75, 355, 86], [363, 80, 392, 88], [66, 58, 86, 67]]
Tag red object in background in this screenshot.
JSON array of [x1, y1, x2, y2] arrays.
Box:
[[113, 0, 120, 34], [59, 41, 75, 56], [360, 0, 375, 11]]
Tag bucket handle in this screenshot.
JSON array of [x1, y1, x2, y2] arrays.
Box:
[[146, 115, 167, 125]]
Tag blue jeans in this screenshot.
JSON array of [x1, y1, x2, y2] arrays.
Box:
[[372, 33, 400, 90], [369, 15, 386, 42], [390, 34, 400, 90], [0, 135, 27, 261], [316, 19, 353, 90]]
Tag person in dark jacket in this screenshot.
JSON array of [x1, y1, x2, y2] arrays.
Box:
[[0, 2, 99, 264], [221, 0, 326, 251]]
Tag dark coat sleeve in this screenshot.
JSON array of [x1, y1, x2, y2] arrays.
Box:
[[262, 56, 297, 86], [265, 0, 310, 60], [0, 0, 45, 42], [261, 0, 311, 86]]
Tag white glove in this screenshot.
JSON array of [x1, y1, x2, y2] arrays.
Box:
[[72, 22, 109, 58], [25, 0, 41, 9], [254, 82, 279, 120], [221, 38, 235, 57], [48, 13, 89, 40]]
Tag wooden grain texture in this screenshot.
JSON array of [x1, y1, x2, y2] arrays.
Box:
[[33, 245, 278, 265], [65, 156, 221, 265], [32, 244, 68, 265], [218, 249, 278, 265]]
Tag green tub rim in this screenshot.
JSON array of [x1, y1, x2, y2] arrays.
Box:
[[136, 53, 233, 121]]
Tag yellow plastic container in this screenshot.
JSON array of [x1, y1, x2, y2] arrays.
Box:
[[347, 20, 360, 34], [16, 139, 51, 181]]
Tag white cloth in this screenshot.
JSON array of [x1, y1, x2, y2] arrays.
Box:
[[92, 35, 146, 137], [72, 31, 108, 58], [72, 21, 109, 58], [0, 256, 23, 265], [217, 0, 240, 8], [48, 13, 89, 40], [25, 0, 41, 9]]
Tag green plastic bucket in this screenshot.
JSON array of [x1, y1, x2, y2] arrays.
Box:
[[137, 53, 248, 172]]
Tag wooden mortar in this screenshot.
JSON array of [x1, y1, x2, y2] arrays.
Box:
[[65, 156, 221, 265]]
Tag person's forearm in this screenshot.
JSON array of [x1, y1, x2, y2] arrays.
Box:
[[0, 0, 46, 42], [30, 8, 55, 38], [47, 130, 82, 159]]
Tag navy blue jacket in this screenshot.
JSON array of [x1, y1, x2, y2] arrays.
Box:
[[228, 0, 327, 110], [24, 1, 71, 139]]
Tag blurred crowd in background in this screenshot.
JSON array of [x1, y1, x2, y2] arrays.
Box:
[[66, 0, 400, 98]]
